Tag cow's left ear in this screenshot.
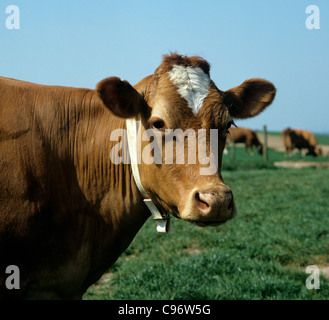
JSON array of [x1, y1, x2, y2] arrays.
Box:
[[96, 77, 145, 118], [224, 78, 276, 119]]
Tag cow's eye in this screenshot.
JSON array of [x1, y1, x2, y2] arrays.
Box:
[[149, 117, 167, 131]]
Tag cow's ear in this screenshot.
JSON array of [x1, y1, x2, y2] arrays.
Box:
[[96, 77, 145, 118], [224, 78, 276, 119]]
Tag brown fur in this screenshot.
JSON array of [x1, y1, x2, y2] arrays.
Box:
[[228, 127, 263, 155], [0, 54, 275, 299], [282, 128, 322, 157], [157, 53, 211, 76]]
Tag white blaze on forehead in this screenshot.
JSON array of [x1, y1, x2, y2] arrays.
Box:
[[168, 64, 210, 114]]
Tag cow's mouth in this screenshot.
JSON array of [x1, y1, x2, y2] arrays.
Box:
[[187, 219, 228, 227]]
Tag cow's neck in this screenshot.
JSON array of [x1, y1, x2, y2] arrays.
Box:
[[51, 87, 150, 243]]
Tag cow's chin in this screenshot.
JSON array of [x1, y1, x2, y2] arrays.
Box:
[[157, 198, 235, 227], [167, 210, 227, 226]]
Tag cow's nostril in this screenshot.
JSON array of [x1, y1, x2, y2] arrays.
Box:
[[194, 192, 210, 211]]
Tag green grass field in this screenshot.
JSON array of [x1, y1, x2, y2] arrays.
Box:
[[223, 136, 329, 171], [84, 139, 329, 300]]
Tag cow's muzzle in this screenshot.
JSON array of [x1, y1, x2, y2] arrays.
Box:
[[181, 185, 237, 226]]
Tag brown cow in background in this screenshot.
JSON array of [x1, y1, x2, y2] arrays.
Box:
[[282, 128, 323, 157], [227, 127, 263, 155]]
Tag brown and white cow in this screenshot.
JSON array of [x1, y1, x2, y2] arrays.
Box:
[[0, 53, 276, 299], [282, 128, 322, 157], [227, 127, 263, 155]]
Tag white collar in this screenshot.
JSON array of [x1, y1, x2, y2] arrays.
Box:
[[126, 118, 170, 233]]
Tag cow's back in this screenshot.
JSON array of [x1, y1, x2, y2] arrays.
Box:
[[230, 127, 257, 143], [300, 130, 317, 147], [229, 127, 248, 142]]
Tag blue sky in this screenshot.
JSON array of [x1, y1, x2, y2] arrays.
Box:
[[1, 0, 328, 133]]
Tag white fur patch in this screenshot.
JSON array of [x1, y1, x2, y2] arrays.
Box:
[[168, 64, 210, 114]]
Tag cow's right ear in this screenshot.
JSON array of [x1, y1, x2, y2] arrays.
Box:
[[96, 77, 144, 118]]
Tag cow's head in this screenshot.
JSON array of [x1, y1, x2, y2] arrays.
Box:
[[308, 145, 323, 157], [96, 53, 276, 226], [315, 146, 323, 157], [257, 143, 264, 155]]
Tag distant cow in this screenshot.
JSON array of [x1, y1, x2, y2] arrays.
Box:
[[0, 53, 276, 299], [227, 127, 263, 155], [282, 128, 322, 157]]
